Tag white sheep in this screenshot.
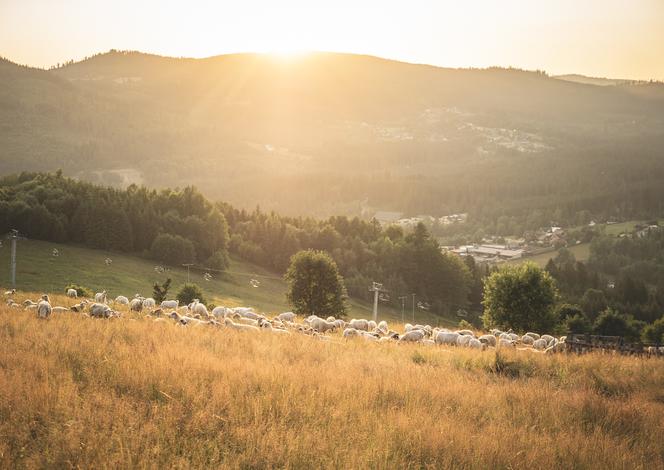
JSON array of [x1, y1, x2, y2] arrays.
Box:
[[115, 295, 129, 305], [160, 299, 179, 310], [189, 299, 209, 318], [89, 303, 114, 318], [532, 338, 548, 350], [51, 306, 69, 313], [4, 288, 16, 296], [456, 334, 473, 347], [435, 331, 460, 346], [457, 329, 474, 336], [310, 317, 337, 333], [94, 290, 107, 303], [129, 297, 143, 312], [66, 288, 78, 298], [525, 332, 540, 340], [521, 335, 535, 345], [399, 330, 425, 342], [540, 334, 555, 344], [343, 327, 360, 338], [368, 320, 377, 331], [348, 319, 369, 331], [377, 320, 389, 334], [142, 297, 156, 309], [498, 338, 516, 348], [37, 295, 52, 319], [478, 334, 497, 347], [468, 338, 486, 350], [276, 311, 296, 322], [224, 317, 259, 332]]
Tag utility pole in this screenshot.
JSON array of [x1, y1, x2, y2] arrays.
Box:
[[398, 295, 407, 324], [9, 230, 18, 288], [182, 263, 194, 283], [411, 293, 416, 322], [368, 281, 385, 322]]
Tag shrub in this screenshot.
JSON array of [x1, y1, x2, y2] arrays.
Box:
[[152, 278, 172, 304], [642, 317, 664, 344], [150, 233, 195, 266], [176, 283, 205, 306], [206, 250, 229, 271], [593, 309, 637, 339], [566, 313, 592, 334], [64, 283, 93, 298]]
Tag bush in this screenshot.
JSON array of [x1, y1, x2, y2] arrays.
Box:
[[458, 319, 474, 330], [64, 283, 92, 298], [206, 250, 229, 271], [150, 233, 195, 266], [482, 262, 559, 333], [152, 278, 172, 304], [642, 317, 664, 344], [593, 309, 637, 339], [176, 283, 205, 306], [566, 313, 592, 334]]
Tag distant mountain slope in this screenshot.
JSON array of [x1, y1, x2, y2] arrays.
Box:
[[1, 50, 664, 218]]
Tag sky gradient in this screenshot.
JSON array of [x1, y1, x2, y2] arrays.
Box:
[[1, 0, 663, 80]]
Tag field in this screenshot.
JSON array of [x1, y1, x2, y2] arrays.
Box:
[[0, 239, 451, 326], [507, 243, 591, 268], [0, 294, 663, 468]]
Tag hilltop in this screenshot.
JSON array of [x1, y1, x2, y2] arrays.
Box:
[[1, 50, 663, 220]]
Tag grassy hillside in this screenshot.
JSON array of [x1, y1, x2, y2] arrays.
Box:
[[0, 306, 662, 468], [0, 239, 452, 325]]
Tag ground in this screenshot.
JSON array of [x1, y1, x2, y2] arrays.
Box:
[[0, 295, 662, 468]]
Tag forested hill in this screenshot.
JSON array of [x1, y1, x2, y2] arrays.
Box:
[[0, 172, 475, 317], [1, 51, 664, 222]]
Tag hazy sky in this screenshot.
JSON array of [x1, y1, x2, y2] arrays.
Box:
[[1, 0, 663, 79]]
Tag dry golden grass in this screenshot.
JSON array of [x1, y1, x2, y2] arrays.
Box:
[[1, 293, 663, 469]]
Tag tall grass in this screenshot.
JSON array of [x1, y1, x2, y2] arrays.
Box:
[[1, 295, 663, 468]]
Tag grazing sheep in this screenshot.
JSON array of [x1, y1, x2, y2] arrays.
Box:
[[457, 329, 474, 336], [498, 338, 516, 348], [508, 333, 520, 342], [114, 296, 129, 305], [129, 297, 143, 312], [258, 319, 291, 335], [478, 334, 497, 347], [435, 331, 460, 346], [276, 311, 296, 322], [348, 319, 369, 331], [189, 299, 209, 318], [23, 299, 37, 307], [142, 298, 156, 309], [51, 306, 69, 313], [94, 290, 107, 304], [66, 288, 77, 298], [521, 335, 535, 345], [404, 323, 413, 332], [378, 320, 389, 334], [37, 295, 52, 319], [8, 301, 20, 309], [343, 327, 360, 338], [224, 317, 259, 332], [368, 320, 377, 331], [456, 334, 473, 347], [399, 330, 425, 343], [540, 334, 555, 344], [310, 317, 337, 333], [89, 303, 114, 318], [545, 342, 566, 354], [160, 299, 178, 310], [4, 288, 16, 296], [525, 332, 540, 340], [468, 338, 486, 350], [532, 338, 548, 350]]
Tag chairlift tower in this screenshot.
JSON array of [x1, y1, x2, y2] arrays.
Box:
[[368, 281, 387, 322]]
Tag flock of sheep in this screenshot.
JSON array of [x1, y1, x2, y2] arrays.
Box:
[[1, 287, 574, 355]]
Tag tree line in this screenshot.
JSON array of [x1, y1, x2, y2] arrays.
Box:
[[0, 172, 472, 315]]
